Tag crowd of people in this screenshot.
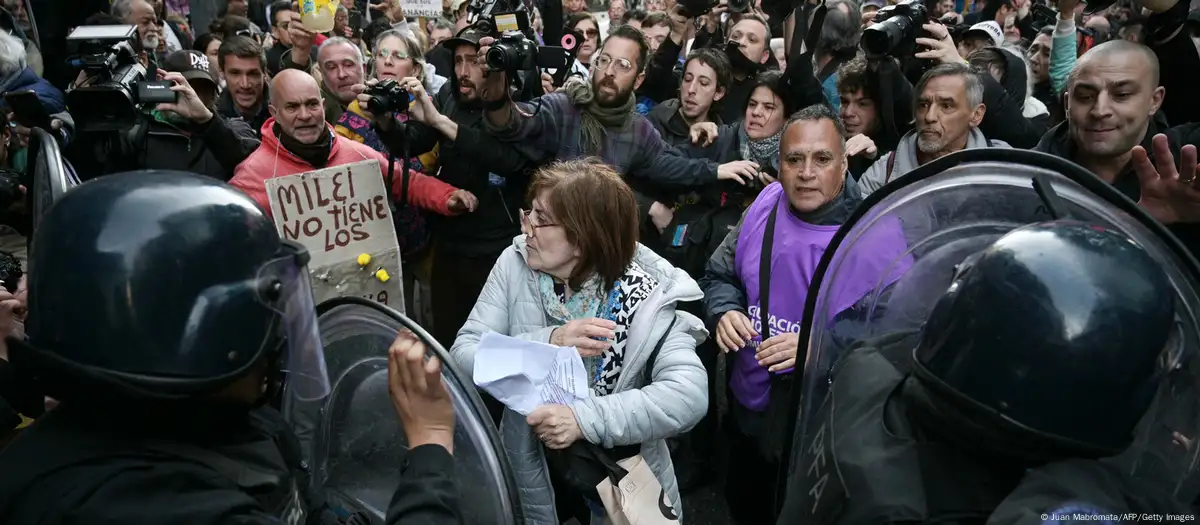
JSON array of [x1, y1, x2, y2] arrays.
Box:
[[0, 0, 1198, 523]]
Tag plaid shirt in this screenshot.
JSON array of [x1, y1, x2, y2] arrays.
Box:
[[485, 93, 719, 188]]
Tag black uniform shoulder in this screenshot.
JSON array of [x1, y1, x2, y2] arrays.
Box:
[[3, 453, 279, 525]]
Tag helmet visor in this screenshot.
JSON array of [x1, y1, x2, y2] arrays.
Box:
[[258, 241, 329, 402]]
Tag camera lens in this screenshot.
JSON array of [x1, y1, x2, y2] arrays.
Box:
[[485, 45, 509, 72], [862, 15, 913, 56], [727, 0, 751, 13]]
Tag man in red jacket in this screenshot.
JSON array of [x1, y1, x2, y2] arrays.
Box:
[[231, 69, 476, 216]]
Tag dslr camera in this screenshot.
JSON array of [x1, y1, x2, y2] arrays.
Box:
[[676, 0, 753, 17], [364, 79, 414, 114], [65, 25, 178, 133], [467, 0, 575, 84], [861, 0, 930, 57]]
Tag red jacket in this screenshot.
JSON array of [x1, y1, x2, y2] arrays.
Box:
[[230, 118, 457, 217]]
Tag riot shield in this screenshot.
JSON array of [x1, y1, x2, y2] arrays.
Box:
[[27, 127, 71, 237], [284, 297, 522, 524], [779, 149, 1200, 512]]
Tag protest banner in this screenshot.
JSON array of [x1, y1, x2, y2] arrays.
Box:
[[401, 0, 442, 18], [266, 160, 405, 313]]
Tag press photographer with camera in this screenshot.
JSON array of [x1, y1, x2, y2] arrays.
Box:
[[78, 49, 261, 181], [480, 25, 762, 237], [356, 26, 538, 348]]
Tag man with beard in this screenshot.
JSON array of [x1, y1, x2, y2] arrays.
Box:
[[216, 37, 271, 135], [230, 70, 473, 220], [1035, 40, 1200, 253], [95, 50, 260, 181], [641, 8, 775, 124], [112, 0, 165, 65], [860, 63, 1010, 194], [480, 25, 760, 212], [355, 27, 533, 349]]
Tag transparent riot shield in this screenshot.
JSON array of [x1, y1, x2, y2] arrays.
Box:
[[284, 297, 522, 524], [778, 149, 1200, 515], [27, 127, 71, 238]]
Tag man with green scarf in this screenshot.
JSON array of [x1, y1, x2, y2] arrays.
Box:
[[478, 24, 760, 230], [93, 50, 260, 181]]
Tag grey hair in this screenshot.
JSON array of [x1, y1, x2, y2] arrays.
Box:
[[336, 4, 347, 15], [370, 29, 428, 80], [429, 17, 455, 32], [318, 36, 365, 65], [782, 103, 848, 153], [914, 62, 984, 111], [0, 30, 26, 76], [109, 0, 145, 21]]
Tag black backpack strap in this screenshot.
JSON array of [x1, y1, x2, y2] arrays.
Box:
[[759, 199, 780, 341]]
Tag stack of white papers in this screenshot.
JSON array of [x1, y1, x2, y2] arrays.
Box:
[[472, 331, 591, 415]]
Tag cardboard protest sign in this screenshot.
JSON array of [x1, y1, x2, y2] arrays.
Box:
[[399, 0, 442, 18], [266, 160, 405, 313]]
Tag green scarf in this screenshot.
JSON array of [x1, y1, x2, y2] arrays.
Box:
[[561, 80, 636, 157]]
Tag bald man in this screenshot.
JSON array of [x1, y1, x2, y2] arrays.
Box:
[[231, 68, 475, 223], [1035, 39, 1200, 248]]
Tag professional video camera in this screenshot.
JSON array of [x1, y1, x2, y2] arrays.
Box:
[[364, 79, 414, 114], [676, 0, 753, 17], [861, 0, 930, 57], [465, 0, 578, 88], [65, 25, 177, 133]]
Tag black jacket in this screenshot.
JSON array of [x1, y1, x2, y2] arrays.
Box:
[[380, 83, 533, 258], [1145, 0, 1200, 126], [69, 113, 260, 182], [977, 47, 1052, 149], [1035, 117, 1200, 254], [0, 403, 463, 525], [645, 98, 724, 150], [218, 86, 272, 137]]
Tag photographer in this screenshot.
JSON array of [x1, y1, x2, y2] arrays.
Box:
[[359, 27, 536, 349], [88, 50, 260, 181], [480, 26, 762, 235]]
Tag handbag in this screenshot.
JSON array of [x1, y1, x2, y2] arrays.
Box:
[[543, 319, 680, 523], [755, 199, 795, 464]]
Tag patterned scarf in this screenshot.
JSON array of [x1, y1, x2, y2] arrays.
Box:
[[739, 125, 782, 171], [538, 262, 659, 396]]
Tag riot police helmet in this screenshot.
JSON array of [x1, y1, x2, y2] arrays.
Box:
[[19, 171, 328, 404], [913, 219, 1176, 455]]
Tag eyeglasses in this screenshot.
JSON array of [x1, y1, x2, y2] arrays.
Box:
[[593, 54, 635, 75], [520, 208, 558, 234], [580, 28, 599, 37], [375, 49, 412, 61]]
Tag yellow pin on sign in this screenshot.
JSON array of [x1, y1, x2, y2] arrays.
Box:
[[357, 253, 372, 266], [374, 269, 391, 282]]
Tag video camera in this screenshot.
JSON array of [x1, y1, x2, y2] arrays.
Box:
[[676, 0, 753, 17], [861, 0, 931, 57], [65, 25, 177, 133], [465, 0, 577, 88]]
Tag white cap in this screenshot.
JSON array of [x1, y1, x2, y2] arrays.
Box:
[[965, 21, 1004, 47]]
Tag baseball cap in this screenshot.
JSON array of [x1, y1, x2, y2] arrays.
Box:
[[964, 21, 1004, 47], [441, 25, 485, 50], [161, 50, 219, 92]]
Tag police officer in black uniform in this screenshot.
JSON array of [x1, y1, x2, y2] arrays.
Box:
[[0, 171, 464, 525], [781, 219, 1199, 524], [774, 147, 1200, 525]]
